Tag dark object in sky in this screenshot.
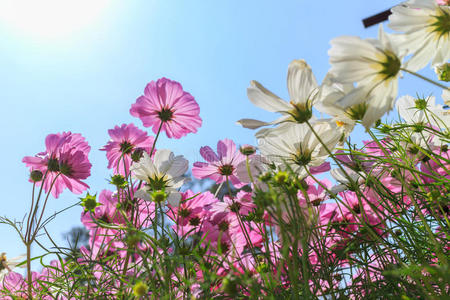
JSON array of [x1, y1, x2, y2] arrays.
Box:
[[363, 9, 392, 28]]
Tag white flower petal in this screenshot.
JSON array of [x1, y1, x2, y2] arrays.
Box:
[[167, 155, 189, 178], [236, 119, 272, 129], [167, 192, 182, 207], [287, 59, 318, 105], [135, 188, 151, 201], [154, 149, 173, 174], [247, 80, 291, 112]]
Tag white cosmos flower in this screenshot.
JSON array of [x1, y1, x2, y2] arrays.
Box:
[[388, 0, 450, 71], [131, 149, 189, 207], [237, 59, 318, 131], [315, 74, 357, 139], [257, 121, 341, 178], [330, 167, 365, 194], [396, 95, 449, 150], [0, 253, 26, 282], [328, 25, 405, 130], [396, 95, 450, 128]]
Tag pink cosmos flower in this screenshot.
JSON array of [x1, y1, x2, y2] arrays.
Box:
[[81, 190, 125, 230], [420, 147, 450, 184], [22, 132, 92, 198], [167, 190, 218, 236], [206, 198, 263, 256], [1, 272, 27, 298], [192, 139, 247, 188], [210, 191, 256, 219], [298, 177, 332, 207], [81, 189, 155, 257], [101, 123, 155, 175], [202, 215, 248, 256], [130, 78, 202, 139], [330, 191, 386, 241]]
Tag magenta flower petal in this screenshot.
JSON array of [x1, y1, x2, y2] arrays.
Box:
[[200, 146, 219, 163], [23, 132, 91, 198], [101, 123, 155, 175], [130, 78, 202, 139], [192, 138, 247, 187]]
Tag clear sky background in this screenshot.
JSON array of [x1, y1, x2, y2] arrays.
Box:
[[0, 0, 443, 268]]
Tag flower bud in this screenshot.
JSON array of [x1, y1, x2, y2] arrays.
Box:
[[427, 190, 441, 201], [222, 276, 238, 296], [259, 172, 272, 182], [110, 175, 128, 188], [256, 263, 269, 273], [239, 144, 256, 156], [435, 63, 450, 81], [30, 170, 43, 182], [274, 171, 288, 185], [132, 281, 149, 297], [80, 193, 99, 213], [131, 148, 145, 162], [126, 231, 142, 248]]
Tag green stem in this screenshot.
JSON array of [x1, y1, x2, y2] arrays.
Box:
[[25, 170, 48, 241], [150, 121, 164, 156], [401, 68, 449, 90], [245, 156, 255, 184], [26, 242, 32, 299], [30, 174, 60, 242]]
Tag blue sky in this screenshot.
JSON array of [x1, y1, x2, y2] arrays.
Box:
[[0, 1, 442, 266]]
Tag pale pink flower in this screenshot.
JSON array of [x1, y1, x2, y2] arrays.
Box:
[[101, 123, 155, 175], [1, 272, 27, 298], [22, 132, 91, 198], [298, 177, 332, 207], [81, 190, 124, 230], [210, 191, 256, 218], [202, 214, 248, 256], [168, 190, 218, 235], [130, 78, 202, 139], [81, 189, 155, 257], [192, 139, 246, 188], [206, 196, 262, 255], [80, 190, 125, 257]]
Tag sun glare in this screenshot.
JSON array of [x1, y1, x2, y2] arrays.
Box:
[[0, 0, 109, 38]]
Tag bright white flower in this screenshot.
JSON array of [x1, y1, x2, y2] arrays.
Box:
[[396, 95, 450, 128], [257, 121, 340, 178], [237, 59, 318, 131], [315, 74, 357, 139], [328, 25, 404, 129], [396, 95, 449, 150], [388, 0, 450, 71], [131, 149, 189, 207], [330, 167, 365, 194], [0, 253, 25, 282]]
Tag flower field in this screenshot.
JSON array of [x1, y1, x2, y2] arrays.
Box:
[[1, 0, 449, 299]]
